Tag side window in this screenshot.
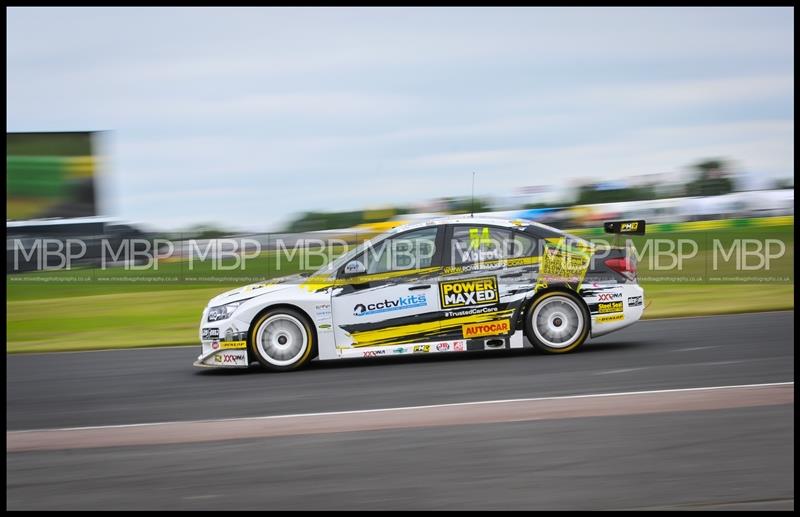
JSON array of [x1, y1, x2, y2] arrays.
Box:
[[449, 226, 539, 267], [361, 227, 439, 275], [450, 226, 514, 266], [510, 231, 537, 257]]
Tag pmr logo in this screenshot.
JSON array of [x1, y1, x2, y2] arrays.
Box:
[[621, 222, 639, 232], [439, 276, 499, 309]]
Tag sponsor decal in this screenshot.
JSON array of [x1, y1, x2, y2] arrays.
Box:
[[344, 261, 364, 274], [363, 350, 387, 358], [604, 220, 646, 235], [219, 340, 247, 350], [202, 328, 220, 340], [536, 238, 592, 291], [442, 256, 538, 275], [393, 346, 408, 354], [596, 292, 622, 301], [596, 313, 625, 323], [439, 276, 499, 309], [469, 227, 493, 249], [436, 342, 450, 352], [627, 296, 643, 307], [597, 301, 624, 314], [315, 303, 332, 319], [221, 352, 246, 364], [413, 345, 430, 353], [353, 294, 428, 317], [209, 351, 247, 366], [462, 319, 511, 338], [444, 306, 499, 318], [211, 340, 220, 350], [453, 341, 465, 352]]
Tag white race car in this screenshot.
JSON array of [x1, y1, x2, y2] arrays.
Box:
[[194, 217, 645, 371]]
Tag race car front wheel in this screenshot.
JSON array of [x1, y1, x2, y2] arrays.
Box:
[[250, 308, 316, 371], [525, 291, 589, 354]]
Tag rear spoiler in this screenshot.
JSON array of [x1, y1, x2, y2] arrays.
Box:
[[603, 220, 646, 235]]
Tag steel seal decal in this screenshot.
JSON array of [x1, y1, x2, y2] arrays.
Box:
[[597, 301, 624, 314]]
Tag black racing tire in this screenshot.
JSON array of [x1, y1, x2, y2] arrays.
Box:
[[249, 307, 317, 371], [524, 290, 590, 354]]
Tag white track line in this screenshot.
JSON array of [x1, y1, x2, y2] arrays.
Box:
[[11, 381, 793, 434]]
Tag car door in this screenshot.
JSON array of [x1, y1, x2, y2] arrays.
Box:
[[331, 226, 445, 350], [438, 224, 539, 346]]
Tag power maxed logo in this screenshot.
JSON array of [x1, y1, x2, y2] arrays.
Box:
[[353, 294, 428, 317], [439, 276, 499, 309]]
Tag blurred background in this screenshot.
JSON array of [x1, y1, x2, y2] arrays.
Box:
[[6, 7, 794, 353]]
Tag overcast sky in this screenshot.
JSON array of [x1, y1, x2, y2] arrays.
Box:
[[6, 7, 794, 231]]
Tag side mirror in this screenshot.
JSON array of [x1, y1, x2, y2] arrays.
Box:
[[343, 260, 366, 275]]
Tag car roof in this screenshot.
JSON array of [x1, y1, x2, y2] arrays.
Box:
[[386, 216, 534, 235]]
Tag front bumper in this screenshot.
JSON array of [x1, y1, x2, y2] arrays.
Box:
[[194, 307, 250, 368], [193, 347, 249, 368]]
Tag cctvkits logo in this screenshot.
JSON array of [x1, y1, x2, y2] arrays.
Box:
[[353, 294, 428, 317]]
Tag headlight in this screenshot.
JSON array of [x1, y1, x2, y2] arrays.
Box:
[[207, 301, 243, 322]]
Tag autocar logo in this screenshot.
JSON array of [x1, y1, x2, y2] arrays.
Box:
[[462, 319, 510, 338]]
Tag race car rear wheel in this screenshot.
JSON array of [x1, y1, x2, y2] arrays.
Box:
[[525, 291, 589, 354], [250, 308, 316, 371]]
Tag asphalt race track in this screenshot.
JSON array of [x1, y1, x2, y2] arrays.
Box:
[[6, 311, 795, 510]]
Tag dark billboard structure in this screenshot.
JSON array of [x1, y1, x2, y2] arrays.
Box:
[[6, 131, 100, 221]]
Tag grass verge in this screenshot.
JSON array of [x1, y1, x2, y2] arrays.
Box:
[[6, 282, 793, 353]]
